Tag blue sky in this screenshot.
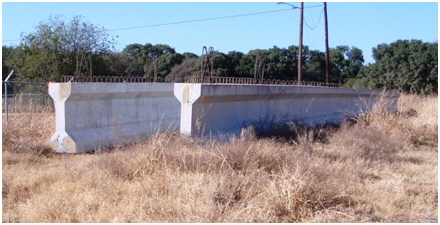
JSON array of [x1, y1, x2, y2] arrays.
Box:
[[1, 1, 438, 64]]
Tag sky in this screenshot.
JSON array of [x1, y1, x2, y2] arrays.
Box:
[[1, 1, 438, 64]]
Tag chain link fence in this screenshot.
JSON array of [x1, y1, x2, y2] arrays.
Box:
[[2, 81, 54, 115]]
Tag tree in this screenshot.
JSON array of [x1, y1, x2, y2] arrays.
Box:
[[5, 15, 115, 82], [95, 52, 143, 77], [157, 53, 184, 79], [182, 52, 199, 60], [210, 53, 230, 77], [67, 16, 115, 76], [123, 43, 144, 59], [122, 43, 185, 80], [365, 39, 437, 94], [225, 51, 245, 77], [304, 49, 326, 82], [264, 46, 295, 80], [2, 46, 14, 81], [328, 45, 365, 84], [237, 53, 255, 78], [167, 57, 198, 82]]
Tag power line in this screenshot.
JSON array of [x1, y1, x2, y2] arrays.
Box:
[[304, 6, 324, 30], [2, 39, 21, 43], [3, 5, 325, 43], [107, 8, 294, 32], [303, 4, 324, 9]]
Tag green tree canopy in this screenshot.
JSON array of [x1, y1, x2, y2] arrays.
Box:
[[122, 43, 184, 81], [363, 39, 437, 94], [5, 15, 115, 82], [2, 45, 14, 81], [328, 46, 364, 83], [3, 14, 436, 95]]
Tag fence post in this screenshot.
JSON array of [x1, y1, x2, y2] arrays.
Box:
[[4, 70, 14, 126]]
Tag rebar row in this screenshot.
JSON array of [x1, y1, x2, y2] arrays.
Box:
[[61, 76, 341, 87], [61, 76, 166, 83]]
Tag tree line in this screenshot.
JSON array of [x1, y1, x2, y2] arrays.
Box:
[[2, 15, 437, 94]]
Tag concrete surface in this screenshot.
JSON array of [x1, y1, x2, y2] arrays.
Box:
[[174, 83, 399, 137], [49, 82, 399, 153], [48, 83, 180, 153]]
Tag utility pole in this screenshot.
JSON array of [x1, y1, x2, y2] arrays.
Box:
[[277, 1, 304, 84], [298, 2, 304, 85], [324, 2, 330, 84]]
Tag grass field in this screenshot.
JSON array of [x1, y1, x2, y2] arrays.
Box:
[[2, 94, 438, 222]]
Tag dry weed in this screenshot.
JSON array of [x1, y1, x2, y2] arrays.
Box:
[[2, 94, 437, 222]]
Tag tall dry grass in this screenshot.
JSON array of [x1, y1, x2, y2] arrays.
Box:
[[2, 94, 438, 222]]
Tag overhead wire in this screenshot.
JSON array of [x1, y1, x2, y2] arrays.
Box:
[[3, 39, 21, 42], [3, 8, 295, 42], [107, 8, 294, 32], [328, 6, 348, 46], [304, 6, 324, 30], [303, 4, 324, 9], [302, 3, 323, 51], [3, 5, 325, 43], [107, 5, 322, 31]]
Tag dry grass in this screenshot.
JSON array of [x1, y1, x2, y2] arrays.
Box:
[[2, 94, 438, 222]]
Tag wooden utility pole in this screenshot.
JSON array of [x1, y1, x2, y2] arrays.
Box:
[[324, 2, 330, 84], [298, 2, 304, 85]]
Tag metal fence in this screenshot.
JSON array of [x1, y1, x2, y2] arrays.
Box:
[[2, 93, 53, 112], [2, 79, 54, 124]]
